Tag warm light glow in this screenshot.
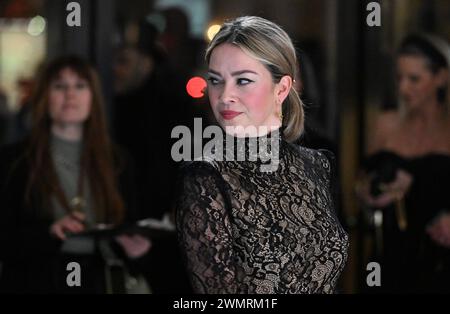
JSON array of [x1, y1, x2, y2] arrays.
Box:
[[206, 24, 221, 42], [27, 15, 46, 36], [186, 77, 207, 99]]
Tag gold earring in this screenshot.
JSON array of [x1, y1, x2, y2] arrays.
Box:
[[279, 110, 283, 121], [278, 100, 283, 122]]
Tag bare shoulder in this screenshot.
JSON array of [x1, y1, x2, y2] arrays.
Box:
[[373, 110, 400, 130], [367, 110, 400, 154], [445, 116, 450, 148]]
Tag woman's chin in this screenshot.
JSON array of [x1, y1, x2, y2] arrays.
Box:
[[54, 118, 87, 126]]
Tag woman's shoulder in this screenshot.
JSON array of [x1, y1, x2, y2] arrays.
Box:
[[179, 159, 223, 178], [367, 110, 401, 154], [0, 140, 30, 190], [445, 114, 450, 141], [176, 160, 230, 202], [0, 138, 28, 155], [374, 110, 400, 128], [287, 143, 335, 175], [371, 110, 401, 139], [288, 142, 333, 162]]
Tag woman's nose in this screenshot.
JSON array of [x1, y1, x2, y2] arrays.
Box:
[[219, 83, 237, 104], [65, 86, 77, 99]]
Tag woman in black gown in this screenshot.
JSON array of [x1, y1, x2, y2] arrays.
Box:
[[176, 16, 349, 294], [358, 34, 450, 292]]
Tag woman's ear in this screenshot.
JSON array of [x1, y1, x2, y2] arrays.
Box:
[[275, 75, 293, 105]]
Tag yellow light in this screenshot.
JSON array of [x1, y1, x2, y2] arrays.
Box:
[[206, 24, 221, 42], [27, 15, 46, 36]]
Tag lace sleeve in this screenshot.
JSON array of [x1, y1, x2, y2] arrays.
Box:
[[176, 162, 243, 294], [318, 149, 347, 231], [318, 149, 337, 206]]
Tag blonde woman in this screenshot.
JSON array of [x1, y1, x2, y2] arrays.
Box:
[[176, 16, 348, 294]]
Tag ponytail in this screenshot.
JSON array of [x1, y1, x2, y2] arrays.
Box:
[[282, 88, 304, 142]]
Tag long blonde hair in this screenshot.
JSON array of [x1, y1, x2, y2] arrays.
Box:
[[206, 16, 304, 142]]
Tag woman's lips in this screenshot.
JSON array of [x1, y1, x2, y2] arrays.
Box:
[[62, 104, 79, 110], [220, 110, 242, 120]]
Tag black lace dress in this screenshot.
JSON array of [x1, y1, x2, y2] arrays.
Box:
[[176, 129, 349, 294]]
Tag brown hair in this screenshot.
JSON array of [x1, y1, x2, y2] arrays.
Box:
[[398, 33, 450, 113], [26, 55, 125, 224], [206, 16, 304, 142]]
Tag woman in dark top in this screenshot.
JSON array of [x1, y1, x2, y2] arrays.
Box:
[[357, 34, 450, 292], [0, 56, 150, 293], [176, 16, 349, 294]]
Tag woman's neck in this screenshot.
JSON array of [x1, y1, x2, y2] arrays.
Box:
[[51, 123, 83, 142], [405, 99, 447, 130]]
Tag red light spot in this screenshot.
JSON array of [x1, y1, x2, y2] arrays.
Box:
[[186, 77, 207, 98]]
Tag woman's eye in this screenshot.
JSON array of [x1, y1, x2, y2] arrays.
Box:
[[237, 78, 252, 85], [409, 75, 419, 83], [52, 82, 65, 89], [207, 77, 219, 85], [76, 82, 88, 89]]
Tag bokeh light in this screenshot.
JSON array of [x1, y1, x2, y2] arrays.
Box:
[[186, 77, 207, 99], [206, 24, 221, 42], [27, 16, 46, 36]]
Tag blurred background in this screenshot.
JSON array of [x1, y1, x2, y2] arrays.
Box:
[[0, 0, 449, 293]]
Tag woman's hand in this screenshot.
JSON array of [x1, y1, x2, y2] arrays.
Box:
[[426, 213, 450, 248], [356, 169, 413, 208], [115, 234, 152, 259], [49, 211, 86, 240]]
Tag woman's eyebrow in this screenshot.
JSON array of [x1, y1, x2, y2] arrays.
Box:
[[231, 70, 258, 76], [207, 69, 221, 77], [208, 69, 258, 76]]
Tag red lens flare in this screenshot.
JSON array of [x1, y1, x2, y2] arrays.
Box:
[[186, 77, 207, 98]]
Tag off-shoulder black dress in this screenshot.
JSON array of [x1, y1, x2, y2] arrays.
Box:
[[363, 150, 450, 292]]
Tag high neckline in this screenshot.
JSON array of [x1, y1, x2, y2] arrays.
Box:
[[222, 125, 284, 140], [203, 126, 283, 168], [50, 133, 83, 165], [51, 132, 82, 145]]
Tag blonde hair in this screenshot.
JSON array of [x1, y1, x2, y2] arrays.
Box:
[[206, 16, 304, 142]]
